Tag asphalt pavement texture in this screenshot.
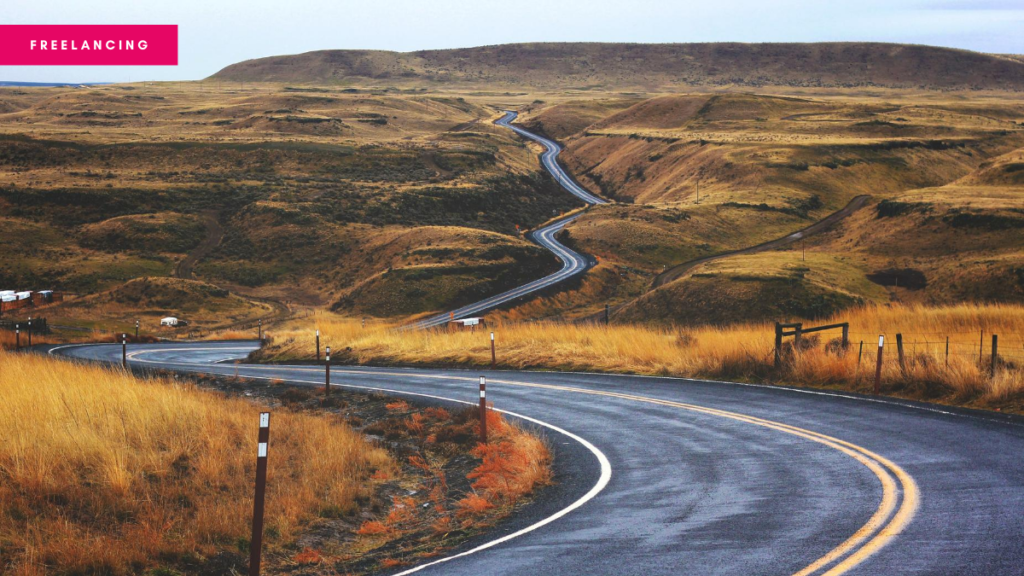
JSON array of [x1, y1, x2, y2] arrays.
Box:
[[48, 341, 1024, 576]]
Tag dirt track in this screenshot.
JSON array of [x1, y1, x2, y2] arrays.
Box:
[[651, 195, 871, 289], [174, 210, 224, 280]]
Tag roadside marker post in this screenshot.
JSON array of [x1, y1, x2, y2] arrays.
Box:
[[15, 326, 20, 350], [249, 412, 270, 576], [258, 320, 262, 342], [945, 336, 950, 367], [27, 318, 32, 347], [325, 346, 331, 396], [479, 376, 488, 444], [315, 329, 320, 364], [122, 334, 127, 369], [874, 335, 884, 395], [490, 332, 496, 369], [135, 319, 140, 340]]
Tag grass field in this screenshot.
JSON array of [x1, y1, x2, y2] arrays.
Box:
[[257, 304, 1024, 412], [0, 351, 394, 575]]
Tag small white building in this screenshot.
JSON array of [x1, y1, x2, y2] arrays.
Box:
[[160, 317, 179, 327], [449, 317, 486, 330], [14, 291, 32, 300]]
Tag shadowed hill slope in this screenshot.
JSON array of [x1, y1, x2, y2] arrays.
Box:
[[210, 42, 1024, 91]]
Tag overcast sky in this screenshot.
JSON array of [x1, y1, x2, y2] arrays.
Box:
[[3, 0, 1023, 83]]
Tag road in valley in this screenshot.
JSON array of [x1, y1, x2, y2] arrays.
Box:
[[51, 341, 1024, 576], [413, 111, 606, 329]]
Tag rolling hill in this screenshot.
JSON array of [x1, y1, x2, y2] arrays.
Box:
[[210, 42, 1024, 91]]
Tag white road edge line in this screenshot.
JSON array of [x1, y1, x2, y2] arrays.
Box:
[[74, 345, 613, 575]]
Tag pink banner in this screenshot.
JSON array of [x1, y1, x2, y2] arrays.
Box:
[[0, 25, 177, 66]]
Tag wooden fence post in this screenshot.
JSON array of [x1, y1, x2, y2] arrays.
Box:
[[841, 323, 849, 349], [896, 333, 905, 374], [991, 334, 998, 377], [774, 323, 783, 368], [794, 323, 803, 348]]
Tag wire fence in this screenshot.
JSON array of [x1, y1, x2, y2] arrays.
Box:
[[843, 332, 1024, 363]]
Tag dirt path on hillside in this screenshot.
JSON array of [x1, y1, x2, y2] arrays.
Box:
[[651, 195, 871, 289], [174, 210, 224, 280]]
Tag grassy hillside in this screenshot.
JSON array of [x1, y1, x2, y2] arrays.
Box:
[[502, 92, 1024, 324], [0, 83, 580, 326], [210, 43, 1024, 91], [3, 76, 1023, 330]]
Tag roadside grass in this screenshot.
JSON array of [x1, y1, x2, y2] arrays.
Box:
[[350, 406, 551, 571], [0, 330, 59, 350], [260, 304, 1024, 412], [0, 351, 394, 575]]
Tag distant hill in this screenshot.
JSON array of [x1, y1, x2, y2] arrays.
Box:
[[209, 42, 1024, 91]]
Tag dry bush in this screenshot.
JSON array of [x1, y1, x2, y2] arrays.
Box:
[[0, 351, 394, 575], [464, 413, 553, 508]]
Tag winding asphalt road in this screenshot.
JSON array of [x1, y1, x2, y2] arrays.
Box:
[[50, 341, 1024, 575], [414, 111, 606, 329]]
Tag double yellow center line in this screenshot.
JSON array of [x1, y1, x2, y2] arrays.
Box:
[[329, 368, 920, 576], [128, 350, 919, 575]]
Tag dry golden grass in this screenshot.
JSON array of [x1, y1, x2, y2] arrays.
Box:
[[262, 304, 1024, 410], [0, 330, 58, 350], [0, 351, 393, 575]]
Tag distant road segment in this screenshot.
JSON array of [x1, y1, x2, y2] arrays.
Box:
[[413, 111, 605, 329]]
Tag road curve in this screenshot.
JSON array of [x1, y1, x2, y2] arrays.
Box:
[[51, 341, 1024, 576], [413, 111, 606, 329]]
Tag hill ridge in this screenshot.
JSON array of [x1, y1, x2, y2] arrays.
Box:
[[210, 42, 1024, 91]]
